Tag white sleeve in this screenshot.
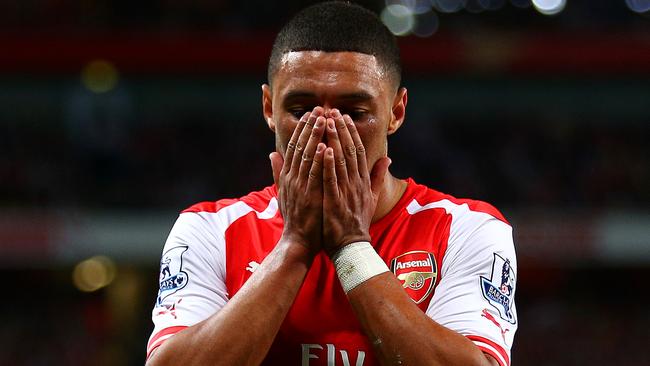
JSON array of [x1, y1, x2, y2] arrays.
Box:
[[147, 212, 228, 358], [426, 215, 517, 366]]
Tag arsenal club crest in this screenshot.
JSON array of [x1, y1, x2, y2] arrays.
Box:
[[391, 251, 438, 304]]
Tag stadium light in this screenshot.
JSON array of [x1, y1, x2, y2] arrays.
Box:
[[81, 59, 119, 94], [626, 0, 650, 13], [381, 4, 416, 36], [385, 0, 433, 14], [532, 0, 566, 15], [73, 255, 117, 292], [432, 0, 466, 13], [413, 10, 440, 37]]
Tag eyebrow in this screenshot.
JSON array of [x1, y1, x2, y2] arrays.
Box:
[[283, 90, 375, 103]]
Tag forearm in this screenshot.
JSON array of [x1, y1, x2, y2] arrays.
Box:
[[147, 238, 311, 366], [347, 272, 493, 366]]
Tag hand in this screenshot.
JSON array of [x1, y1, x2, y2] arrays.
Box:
[[270, 107, 327, 255], [322, 109, 391, 256]]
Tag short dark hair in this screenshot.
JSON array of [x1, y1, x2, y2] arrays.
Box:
[[268, 1, 401, 88]]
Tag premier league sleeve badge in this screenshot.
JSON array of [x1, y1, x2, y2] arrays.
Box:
[[156, 245, 189, 306], [480, 253, 517, 324]]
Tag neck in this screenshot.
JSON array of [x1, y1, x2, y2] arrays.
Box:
[[372, 172, 408, 223]]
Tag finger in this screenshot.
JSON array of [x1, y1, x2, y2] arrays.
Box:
[[299, 116, 326, 181], [332, 109, 358, 178], [290, 110, 321, 174], [325, 117, 348, 183], [344, 114, 369, 180], [269, 152, 284, 186], [307, 142, 326, 192], [323, 147, 339, 199], [370, 157, 391, 198], [283, 111, 310, 174]]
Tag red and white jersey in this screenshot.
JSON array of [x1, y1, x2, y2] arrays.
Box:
[[148, 178, 518, 366]]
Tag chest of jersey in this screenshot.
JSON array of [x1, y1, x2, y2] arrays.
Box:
[[223, 208, 451, 366]]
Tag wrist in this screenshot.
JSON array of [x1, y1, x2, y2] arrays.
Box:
[[325, 232, 371, 257], [277, 234, 318, 264], [332, 241, 389, 293]]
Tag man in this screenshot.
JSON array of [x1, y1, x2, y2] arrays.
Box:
[[146, 2, 517, 365]]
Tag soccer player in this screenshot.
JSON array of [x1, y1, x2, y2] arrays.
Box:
[[146, 2, 517, 365]]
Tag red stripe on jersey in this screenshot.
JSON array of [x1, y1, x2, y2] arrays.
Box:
[[467, 335, 510, 366], [146, 325, 188, 359]]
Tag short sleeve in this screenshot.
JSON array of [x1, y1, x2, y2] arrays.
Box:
[[146, 212, 229, 359], [426, 215, 518, 366]]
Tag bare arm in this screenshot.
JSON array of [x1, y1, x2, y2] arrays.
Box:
[[347, 273, 499, 366], [148, 109, 328, 366], [322, 110, 499, 366], [147, 239, 312, 366]]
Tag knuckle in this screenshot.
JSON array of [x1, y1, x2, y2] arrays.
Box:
[[345, 145, 356, 156], [355, 144, 366, 154], [287, 141, 296, 150], [295, 143, 304, 152], [336, 159, 346, 166]]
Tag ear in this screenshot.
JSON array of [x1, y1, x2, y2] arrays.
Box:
[[262, 83, 275, 132], [387, 87, 407, 135]]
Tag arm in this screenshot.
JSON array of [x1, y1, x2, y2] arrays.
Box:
[[147, 238, 312, 366], [321, 110, 499, 366], [148, 109, 328, 366], [347, 273, 500, 366]]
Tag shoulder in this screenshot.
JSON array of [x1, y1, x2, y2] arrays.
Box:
[[405, 178, 509, 226], [182, 185, 278, 215], [172, 185, 279, 238]]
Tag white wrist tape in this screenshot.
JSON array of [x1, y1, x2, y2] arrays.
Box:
[[332, 241, 389, 293]]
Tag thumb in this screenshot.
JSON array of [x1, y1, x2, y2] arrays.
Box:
[[269, 152, 284, 186], [370, 156, 391, 196]]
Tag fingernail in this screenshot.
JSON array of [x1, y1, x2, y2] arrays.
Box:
[[316, 144, 324, 153], [331, 109, 340, 117], [316, 116, 324, 128], [327, 119, 335, 131]]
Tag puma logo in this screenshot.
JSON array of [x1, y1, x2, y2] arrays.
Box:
[[246, 261, 260, 273], [481, 309, 510, 343], [155, 298, 182, 319]]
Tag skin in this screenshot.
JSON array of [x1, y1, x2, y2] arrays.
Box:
[[147, 51, 499, 366]]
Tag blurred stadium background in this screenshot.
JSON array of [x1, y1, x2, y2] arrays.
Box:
[[1, 0, 649, 365]]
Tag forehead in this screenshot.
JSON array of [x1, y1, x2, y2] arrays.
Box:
[[272, 51, 389, 99]]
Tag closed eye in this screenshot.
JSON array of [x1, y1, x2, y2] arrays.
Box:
[[288, 108, 311, 120], [341, 109, 369, 122]]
